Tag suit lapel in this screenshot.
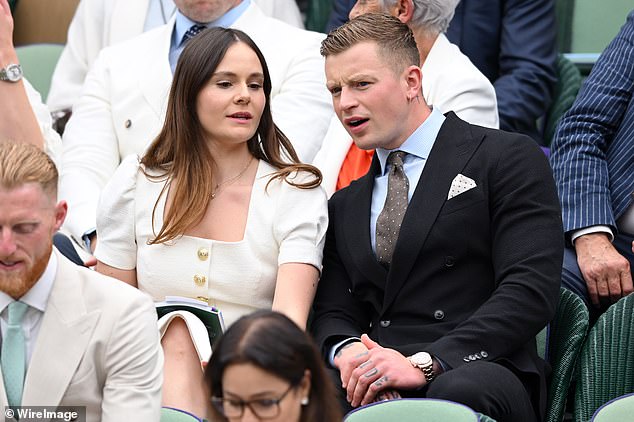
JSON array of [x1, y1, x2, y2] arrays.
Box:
[[382, 113, 484, 310], [344, 156, 388, 293], [110, 0, 149, 43], [21, 252, 100, 406], [139, 22, 174, 120]]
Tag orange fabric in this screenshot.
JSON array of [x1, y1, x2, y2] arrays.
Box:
[[336, 143, 375, 191]]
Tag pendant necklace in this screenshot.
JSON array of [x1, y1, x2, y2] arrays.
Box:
[[210, 156, 254, 199]]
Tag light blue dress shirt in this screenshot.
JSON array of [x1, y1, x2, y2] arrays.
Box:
[[168, 0, 251, 73], [370, 108, 445, 253]]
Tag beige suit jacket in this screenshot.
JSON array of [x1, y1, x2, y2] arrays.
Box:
[[0, 250, 163, 422]]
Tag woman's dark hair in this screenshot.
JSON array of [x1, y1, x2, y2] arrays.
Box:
[[205, 310, 341, 422], [141, 27, 322, 244]]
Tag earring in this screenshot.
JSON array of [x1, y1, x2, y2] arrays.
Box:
[[301, 397, 309, 406]]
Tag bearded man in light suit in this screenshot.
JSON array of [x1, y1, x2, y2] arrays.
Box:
[[311, 14, 563, 422], [0, 143, 162, 421], [60, 0, 333, 255]]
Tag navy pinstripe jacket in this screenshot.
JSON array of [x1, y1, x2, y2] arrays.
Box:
[[550, 10, 634, 239]]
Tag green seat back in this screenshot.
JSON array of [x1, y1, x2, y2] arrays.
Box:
[[160, 407, 201, 422], [556, 0, 631, 74], [545, 288, 589, 422], [343, 399, 481, 422], [591, 393, 634, 422], [15, 43, 64, 102], [304, 0, 331, 33], [544, 55, 582, 146], [574, 294, 634, 422], [569, 0, 632, 54]]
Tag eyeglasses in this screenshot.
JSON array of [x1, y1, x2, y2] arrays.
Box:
[[211, 384, 297, 419]]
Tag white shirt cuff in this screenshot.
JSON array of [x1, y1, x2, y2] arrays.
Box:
[[328, 337, 361, 367], [571, 226, 614, 244]]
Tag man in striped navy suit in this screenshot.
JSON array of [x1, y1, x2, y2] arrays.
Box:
[[550, 9, 634, 312]]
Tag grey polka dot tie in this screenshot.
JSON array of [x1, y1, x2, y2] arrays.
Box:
[[376, 151, 409, 266], [182, 24, 207, 45]]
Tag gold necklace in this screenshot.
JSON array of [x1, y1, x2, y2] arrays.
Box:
[[210, 156, 254, 199]]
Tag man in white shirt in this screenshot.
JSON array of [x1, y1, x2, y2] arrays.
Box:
[[0, 142, 162, 421], [47, 0, 305, 113], [60, 0, 333, 254]]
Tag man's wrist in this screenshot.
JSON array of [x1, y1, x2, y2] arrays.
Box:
[[571, 226, 614, 245], [329, 337, 361, 366], [0, 48, 18, 66], [407, 352, 437, 385]]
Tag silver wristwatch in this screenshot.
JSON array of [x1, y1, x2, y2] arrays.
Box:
[[407, 351, 436, 383], [0, 63, 23, 82]]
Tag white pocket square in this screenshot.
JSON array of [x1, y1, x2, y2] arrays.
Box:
[[447, 174, 477, 200]]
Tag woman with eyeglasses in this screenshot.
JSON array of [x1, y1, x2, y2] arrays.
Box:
[[207, 310, 342, 422]]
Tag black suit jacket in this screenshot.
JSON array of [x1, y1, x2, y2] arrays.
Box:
[[311, 113, 563, 416]]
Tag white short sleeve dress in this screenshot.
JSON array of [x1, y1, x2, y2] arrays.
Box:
[[95, 155, 328, 327]]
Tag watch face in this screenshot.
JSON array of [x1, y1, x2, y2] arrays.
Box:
[[5, 64, 22, 82], [410, 352, 433, 367]]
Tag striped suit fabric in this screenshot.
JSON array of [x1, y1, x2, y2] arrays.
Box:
[[550, 9, 634, 237]]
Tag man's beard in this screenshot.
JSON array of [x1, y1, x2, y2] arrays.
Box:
[[0, 243, 52, 299]]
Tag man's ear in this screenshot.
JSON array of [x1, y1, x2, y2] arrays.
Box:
[[403, 65, 423, 98], [393, 0, 415, 23], [53, 200, 67, 231]]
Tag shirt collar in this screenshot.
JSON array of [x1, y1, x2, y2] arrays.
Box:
[[376, 107, 445, 175], [0, 251, 57, 315], [173, 0, 250, 48]]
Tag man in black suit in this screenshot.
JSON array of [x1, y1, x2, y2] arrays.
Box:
[[311, 13, 563, 422]]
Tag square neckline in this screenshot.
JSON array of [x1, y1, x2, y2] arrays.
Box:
[[155, 159, 269, 244]]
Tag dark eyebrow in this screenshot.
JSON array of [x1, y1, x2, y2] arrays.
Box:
[[212, 71, 264, 79]]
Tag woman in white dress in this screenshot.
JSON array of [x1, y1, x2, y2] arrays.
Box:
[[94, 27, 328, 420]]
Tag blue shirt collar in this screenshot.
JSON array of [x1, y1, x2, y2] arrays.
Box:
[[173, 0, 250, 48], [376, 107, 445, 175]]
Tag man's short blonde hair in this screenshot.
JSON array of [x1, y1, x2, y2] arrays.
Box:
[[0, 142, 58, 197], [321, 13, 420, 74]]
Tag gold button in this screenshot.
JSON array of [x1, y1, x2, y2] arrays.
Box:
[[197, 247, 209, 261], [197, 296, 209, 302], [193, 274, 206, 286]]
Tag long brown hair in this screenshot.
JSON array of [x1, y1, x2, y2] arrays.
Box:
[[141, 27, 322, 245], [206, 310, 342, 422]]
